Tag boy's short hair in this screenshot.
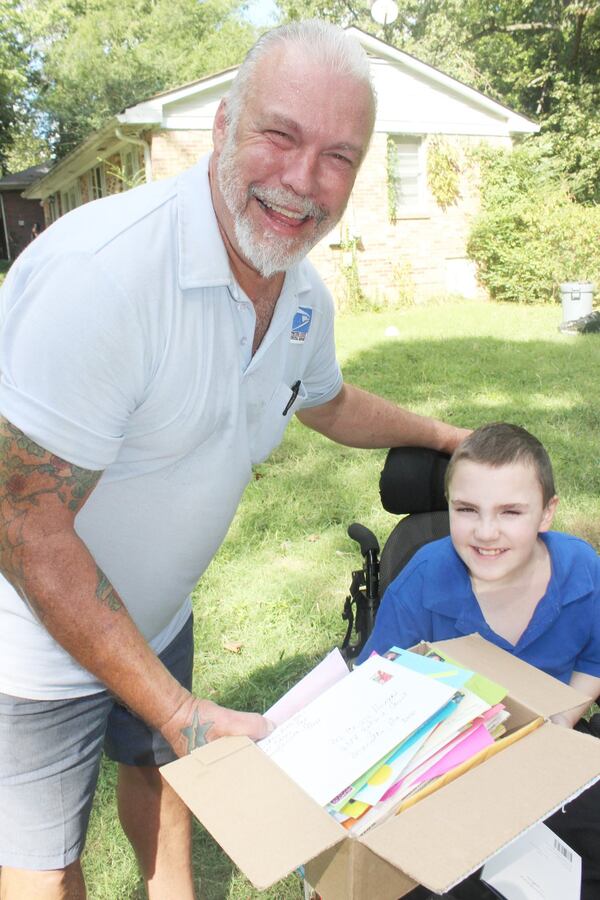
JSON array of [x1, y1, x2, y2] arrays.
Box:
[[445, 423, 556, 506]]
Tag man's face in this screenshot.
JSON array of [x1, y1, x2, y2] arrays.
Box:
[[213, 44, 374, 278], [448, 460, 558, 589]]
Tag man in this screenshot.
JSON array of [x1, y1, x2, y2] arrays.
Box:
[[0, 20, 468, 900]]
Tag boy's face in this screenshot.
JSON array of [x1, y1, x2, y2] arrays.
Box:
[[448, 460, 558, 586]]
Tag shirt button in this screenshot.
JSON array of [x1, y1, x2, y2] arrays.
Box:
[[240, 336, 247, 346]]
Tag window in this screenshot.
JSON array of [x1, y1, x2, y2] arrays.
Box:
[[122, 150, 135, 182], [61, 181, 80, 213], [120, 148, 144, 188], [47, 195, 60, 223], [390, 136, 424, 212], [88, 164, 106, 200]]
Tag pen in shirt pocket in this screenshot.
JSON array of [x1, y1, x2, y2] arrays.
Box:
[[282, 380, 302, 416]]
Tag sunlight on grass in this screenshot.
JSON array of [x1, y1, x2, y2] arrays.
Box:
[[83, 300, 599, 899]]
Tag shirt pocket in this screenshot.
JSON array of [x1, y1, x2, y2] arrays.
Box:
[[247, 379, 308, 464]]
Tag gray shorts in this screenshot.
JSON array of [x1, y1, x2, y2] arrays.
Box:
[[0, 615, 193, 871]]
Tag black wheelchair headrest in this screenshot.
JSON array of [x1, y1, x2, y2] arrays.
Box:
[[379, 447, 450, 515]]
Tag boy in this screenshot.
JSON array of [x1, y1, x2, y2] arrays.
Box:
[[357, 423, 600, 898]]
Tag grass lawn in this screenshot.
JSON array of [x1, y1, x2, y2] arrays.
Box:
[[81, 300, 599, 899], [0, 260, 10, 286]]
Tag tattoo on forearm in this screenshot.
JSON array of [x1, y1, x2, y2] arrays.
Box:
[[0, 417, 101, 593], [95, 567, 123, 612], [181, 709, 214, 752]]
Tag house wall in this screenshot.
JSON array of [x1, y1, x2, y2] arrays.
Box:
[[0, 190, 45, 260], [149, 130, 214, 180]]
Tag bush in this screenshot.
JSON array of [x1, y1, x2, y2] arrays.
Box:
[[467, 143, 600, 304]]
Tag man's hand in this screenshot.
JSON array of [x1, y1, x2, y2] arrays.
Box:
[[161, 695, 274, 757]]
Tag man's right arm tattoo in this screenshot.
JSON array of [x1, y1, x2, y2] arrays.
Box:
[[0, 416, 103, 600]]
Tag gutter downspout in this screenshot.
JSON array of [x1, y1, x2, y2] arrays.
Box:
[[0, 193, 11, 261], [115, 128, 153, 183]]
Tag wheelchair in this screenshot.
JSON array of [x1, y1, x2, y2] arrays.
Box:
[[340, 446, 451, 661], [335, 445, 600, 900]]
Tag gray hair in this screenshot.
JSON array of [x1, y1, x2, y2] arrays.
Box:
[[225, 19, 376, 132]]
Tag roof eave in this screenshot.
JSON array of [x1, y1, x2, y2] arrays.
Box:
[[22, 119, 155, 199], [348, 26, 540, 135]]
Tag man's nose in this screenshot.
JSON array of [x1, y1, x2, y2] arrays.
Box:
[[281, 149, 319, 198]]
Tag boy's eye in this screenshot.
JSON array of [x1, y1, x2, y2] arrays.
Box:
[[502, 509, 522, 516], [455, 506, 476, 513]]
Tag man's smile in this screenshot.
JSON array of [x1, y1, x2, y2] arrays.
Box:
[[255, 196, 310, 223]]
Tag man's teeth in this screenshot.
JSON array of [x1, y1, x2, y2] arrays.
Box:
[[476, 548, 504, 556], [261, 199, 307, 219]]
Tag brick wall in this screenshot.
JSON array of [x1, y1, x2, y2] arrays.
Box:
[[1, 190, 45, 260], [150, 130, 214, 181]]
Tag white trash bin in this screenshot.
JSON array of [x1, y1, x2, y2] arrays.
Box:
[[559, 282, 594, 323]]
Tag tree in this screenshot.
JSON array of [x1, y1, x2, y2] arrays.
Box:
[[277, 1, 600, 201], [0, 0, 34, 172], [20, 0, 258, 158]]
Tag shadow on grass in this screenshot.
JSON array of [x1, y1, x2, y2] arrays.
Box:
[[240, 334, 600, 545]]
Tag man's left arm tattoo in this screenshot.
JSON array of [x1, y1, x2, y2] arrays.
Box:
[[181, 709, 214, 751]]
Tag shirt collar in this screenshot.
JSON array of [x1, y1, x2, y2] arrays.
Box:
[[420, 532, 594, 627], [176, 153, 313, 298], [541, 531, 595, 605], [177, 154, 231, 290]]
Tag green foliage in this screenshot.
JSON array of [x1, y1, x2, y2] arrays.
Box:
[[338, 229, 369, 312], [467, 143, 600, 303], [427, 136, 461, 209], [386, 135, 398, 223], [540, 78, 600, 204], [18, 0, 257, 158], [102, 157, 146, 191], [3, 124, 50, 173], [0, 0, 35, 172], [391, 258, 415, 306]]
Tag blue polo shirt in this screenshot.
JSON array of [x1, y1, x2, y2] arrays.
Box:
[[357, 532, 600, 684]]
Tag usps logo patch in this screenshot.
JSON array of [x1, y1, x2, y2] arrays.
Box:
[[290, 306, 313, 343]]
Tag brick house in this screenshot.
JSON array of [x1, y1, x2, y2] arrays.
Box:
[[0, 162, 51, 260], [24, 28, 538, 303]]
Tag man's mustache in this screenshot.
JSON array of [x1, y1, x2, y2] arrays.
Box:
[[249, 184, 329, 226]]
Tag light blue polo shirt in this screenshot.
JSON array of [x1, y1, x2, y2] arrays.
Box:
[[0, 156, 343, 698], [357, 532, 600, 684]]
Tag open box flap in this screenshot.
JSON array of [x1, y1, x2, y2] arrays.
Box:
[[160, 735, 345, 890], [431, 634, 592, 719], [360, 722, 600, 894]]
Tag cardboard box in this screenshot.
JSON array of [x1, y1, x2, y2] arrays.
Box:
[[161, 634, 600, 898]]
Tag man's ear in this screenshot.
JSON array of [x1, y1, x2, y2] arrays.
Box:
[[213, 98, 228, 153], [539, 495, 559, 532]]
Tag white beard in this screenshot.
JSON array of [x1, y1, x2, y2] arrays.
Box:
[[216, 130, 337, 278]]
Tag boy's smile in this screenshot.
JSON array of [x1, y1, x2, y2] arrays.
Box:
[[448, 459, 558, 589]]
